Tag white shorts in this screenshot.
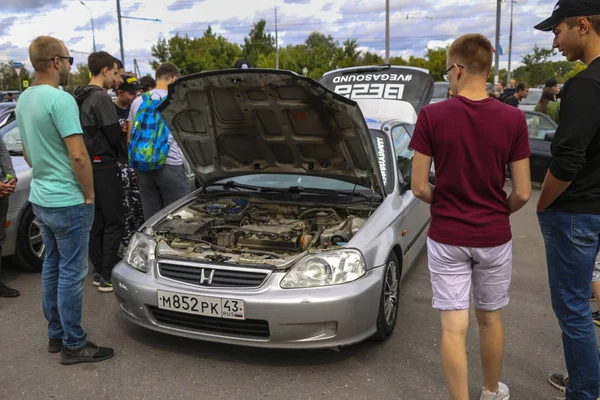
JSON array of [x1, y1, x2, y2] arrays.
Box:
[[593, 252, 600, 283], [427, 237, 513, 311]]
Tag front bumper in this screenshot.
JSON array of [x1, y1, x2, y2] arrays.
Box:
[[112, 260, 385, 349]]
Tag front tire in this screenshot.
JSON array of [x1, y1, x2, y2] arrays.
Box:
[[13, 206, 44, 272], [371, 252, 400, 341]]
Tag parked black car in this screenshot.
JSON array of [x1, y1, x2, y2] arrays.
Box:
[[524, 111, 556, 183]]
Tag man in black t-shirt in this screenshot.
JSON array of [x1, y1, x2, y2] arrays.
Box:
[[505, 83, 529, 107], [535, 1, 600, 397]]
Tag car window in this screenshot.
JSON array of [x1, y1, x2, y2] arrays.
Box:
[[432, 82, 449, 99], [521, 90, 542, 106], [391, 124, 414, 185], [0, 121, 23, 153], [525, 113, 556, 140]]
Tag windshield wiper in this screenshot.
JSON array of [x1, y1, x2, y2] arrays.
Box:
[[207, 181, 288, 194], [286, 186, 372, 199], [8, 150, 23, 156]]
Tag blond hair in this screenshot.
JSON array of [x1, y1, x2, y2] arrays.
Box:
[[29, 36, 65, 71], [448, 34, 493, 77]]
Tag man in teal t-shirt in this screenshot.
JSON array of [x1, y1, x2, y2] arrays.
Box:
[[15, 35, 114, 365]]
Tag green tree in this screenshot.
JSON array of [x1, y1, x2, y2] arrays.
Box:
[[333, 39, 361, 69], [63, 63, 91, 94], [360, 51, 384, 66], [151, 28, 241, 75], [0, 62, 32, 92], [424, 46, 449, 81], [303, 32, 338, 79], [242, 20, 275, 65], [564, 62, 587, 81], [521, 45, 556, 86]]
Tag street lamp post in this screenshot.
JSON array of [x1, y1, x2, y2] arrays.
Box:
[[80, 1, 96, 53], [494, 0, 502, 84], [507, 0, 517, 85], [116, 0, 161, 71], [385, 0, 390, 63]]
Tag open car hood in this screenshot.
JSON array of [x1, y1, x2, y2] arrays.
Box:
[[158, 69, 386, 197], [319, 65, 434, 125]]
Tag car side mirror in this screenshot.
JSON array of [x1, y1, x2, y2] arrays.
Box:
[[544, 132, 555, 142]]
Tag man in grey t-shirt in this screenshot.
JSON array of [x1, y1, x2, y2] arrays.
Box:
[[127, 62, 189, 221]]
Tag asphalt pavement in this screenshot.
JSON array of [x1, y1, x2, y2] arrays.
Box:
[[0, 188, 590, 400]]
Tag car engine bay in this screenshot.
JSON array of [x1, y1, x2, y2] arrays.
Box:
[[151, 197, 373, 266]]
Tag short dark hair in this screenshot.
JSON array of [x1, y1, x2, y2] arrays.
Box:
[[516, 83, 528, 92], [545, 79, 558, 88], [565, 15, 600, 35], [88, 51, 117, 76], [155, 62, 180, 81], [139, 76, 156, 91], [447, 33, 493, 77], [114, 57, 124, 70]]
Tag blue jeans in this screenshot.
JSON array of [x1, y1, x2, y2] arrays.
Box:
[[33, 203, 94, 350], [538, 210, 600, 400]]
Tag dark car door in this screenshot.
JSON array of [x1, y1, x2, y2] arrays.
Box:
[[524, 111, 556, 183]]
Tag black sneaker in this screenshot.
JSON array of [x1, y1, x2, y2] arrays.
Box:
[[548, 372, 568, 394], [93, 273, 102, 287], [0, 281, 20, 298], [98, 279, 113, 293], [60, 341, 114, 365], [48, 338, 62, 353], [593, 311, 600, 327]]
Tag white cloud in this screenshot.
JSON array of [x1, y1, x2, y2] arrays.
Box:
[[0, 0, 558, 77]]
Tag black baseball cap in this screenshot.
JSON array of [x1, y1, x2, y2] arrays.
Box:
[[535, 0, 600, 31], [234, 59, 252, 69], [545, 79, 558, 87], [118, 74, 143, 91]]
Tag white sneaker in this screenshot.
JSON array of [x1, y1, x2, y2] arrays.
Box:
[[479, 382, 510, 400]]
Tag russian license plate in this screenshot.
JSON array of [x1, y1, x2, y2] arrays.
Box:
[[157, 290, 245, 320]]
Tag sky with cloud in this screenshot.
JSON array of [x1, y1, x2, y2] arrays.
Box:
[[0, 0, 559, 77]]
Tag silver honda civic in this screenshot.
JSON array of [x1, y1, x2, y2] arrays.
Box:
[[112, 66, 434, 349]]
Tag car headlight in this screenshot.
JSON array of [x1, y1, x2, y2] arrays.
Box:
[[280, 249, 366, 288], [124, 232, 156, 273]]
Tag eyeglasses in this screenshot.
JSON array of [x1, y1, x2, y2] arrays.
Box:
[[443, 64, 465, 82], [50, 56, 74, 66]]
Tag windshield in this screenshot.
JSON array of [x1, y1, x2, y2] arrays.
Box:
[[432, 82, 449, 98], [319, 67, 434, 114], [0, 121, 23, 154], [521, 89, 542, 105]]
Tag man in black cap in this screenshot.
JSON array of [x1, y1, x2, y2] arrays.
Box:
[[115, 74, 143, 136], [534, 1, 600, 398], [114, 75, 145, 254], [234, 59, 252, 69]]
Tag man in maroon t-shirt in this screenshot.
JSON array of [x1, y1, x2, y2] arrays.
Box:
[[409, 34, 532, 400]]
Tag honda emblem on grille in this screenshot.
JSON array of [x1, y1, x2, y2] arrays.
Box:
[[199, 269, 215, 285]]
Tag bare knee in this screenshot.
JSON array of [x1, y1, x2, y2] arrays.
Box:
[[475, 308, 502, 328], [441, 310, 469, 337]]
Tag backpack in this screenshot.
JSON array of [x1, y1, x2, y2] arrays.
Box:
[[129, 91, 170, 171]]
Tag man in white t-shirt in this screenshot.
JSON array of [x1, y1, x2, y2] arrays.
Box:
[[126, 62, 189, 221]]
